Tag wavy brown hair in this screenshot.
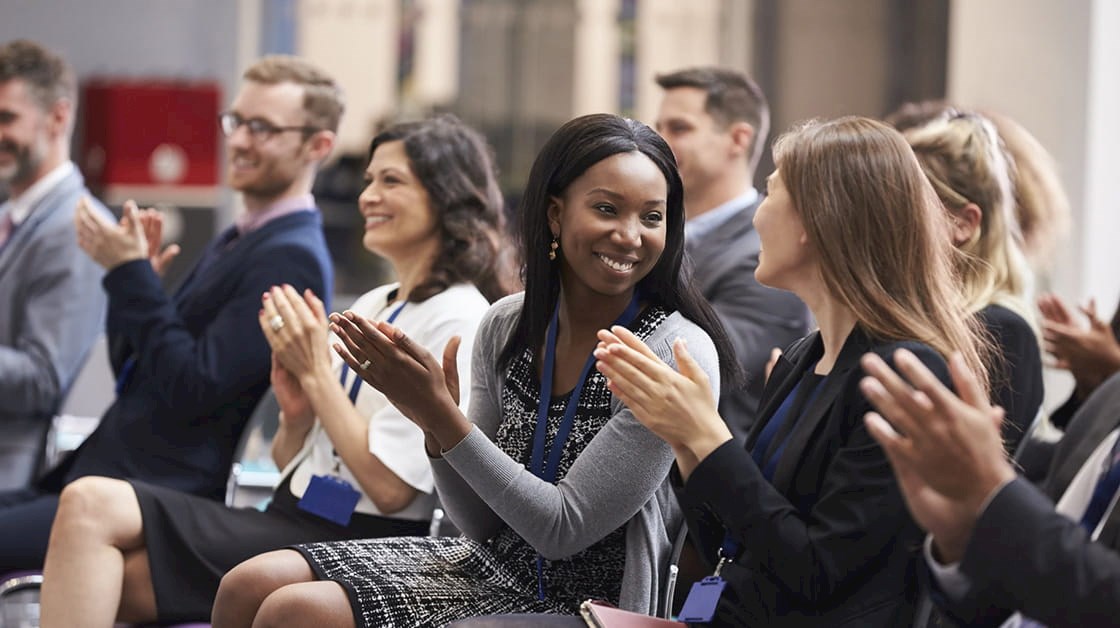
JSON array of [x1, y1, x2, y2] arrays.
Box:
[[772, 116, 991, 392], [369, 115, 517, 304]]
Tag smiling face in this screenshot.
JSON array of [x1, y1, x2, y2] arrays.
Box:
[[754, 169, 812, 292], [224, 80, 314, 203], [0, 79, 53, 194], [547, 151, 668, 302], [358, 139, 439, 266]]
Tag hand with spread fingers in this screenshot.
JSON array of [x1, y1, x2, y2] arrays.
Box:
[[594, 324, 732, 477], [859, 349, 1015, 564], [258, 284, 334, 383], [74, 197, 149, 270], [1038, 293, 1120, 399], [136, 206, 182, 277], [329, 310, 469, 449]]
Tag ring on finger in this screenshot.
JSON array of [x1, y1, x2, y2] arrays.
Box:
[[359, 359, 372, 370], [269, 315, 285, 332]]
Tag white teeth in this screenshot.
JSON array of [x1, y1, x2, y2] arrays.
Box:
[[597, 254, 634, 272], [365, 216, 391, 227]]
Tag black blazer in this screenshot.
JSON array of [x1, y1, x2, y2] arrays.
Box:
[[675, 325, 949, 627], [938, 371, 1120, 627], [685, 197, 810, 441]]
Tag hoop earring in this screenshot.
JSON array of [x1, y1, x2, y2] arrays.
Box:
[[548, 236, 559, 261]]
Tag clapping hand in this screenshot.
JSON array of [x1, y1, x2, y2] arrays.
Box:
[[1039, 293, 1120, 399], [74, 197, 148, 270], [860, 349, 1015, 563], [594, 325, 730, 478], [329, 311, 468, 446]]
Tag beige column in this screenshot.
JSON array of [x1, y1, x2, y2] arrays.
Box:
[[635, 0, 722, 124], [413, 0, 461, 108], [297, 0, 399, 153], [573, 0, 621, 116]]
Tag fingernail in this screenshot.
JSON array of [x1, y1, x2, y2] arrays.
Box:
[[262, 293, 270, 300]]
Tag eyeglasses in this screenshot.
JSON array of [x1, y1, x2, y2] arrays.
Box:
[[218, 111, 319, 140]]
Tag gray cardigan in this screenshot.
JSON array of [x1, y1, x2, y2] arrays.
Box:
[[432, 293, 721, 614]]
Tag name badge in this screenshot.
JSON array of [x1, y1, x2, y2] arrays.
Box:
[[297, 474, 361, 526], [677, 576, 727, 623]]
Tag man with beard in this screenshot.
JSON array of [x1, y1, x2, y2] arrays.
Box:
[[0, 55, 338, 570], [0, 40, 111, 491]]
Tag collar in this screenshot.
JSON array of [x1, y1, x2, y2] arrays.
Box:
[[685, 187, 758, 242], [7, 162, 76, 226], [235, 193, 316, 235]]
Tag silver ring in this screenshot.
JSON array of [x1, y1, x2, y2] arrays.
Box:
[[359, 359, 372, 370], [269, 315, 285, 332]]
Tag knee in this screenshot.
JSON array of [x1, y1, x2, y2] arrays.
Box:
[[254, 584, 348, 628], [214, 551, 312, 626], [55, 477, 125, 531]]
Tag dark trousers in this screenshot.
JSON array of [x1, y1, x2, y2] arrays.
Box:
[[0, 487, 59, 571]]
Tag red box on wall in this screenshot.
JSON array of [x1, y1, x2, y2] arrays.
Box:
[[81, 80, 221, 206]]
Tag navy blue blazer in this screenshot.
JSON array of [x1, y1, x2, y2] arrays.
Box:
[[43, 210, 333, 501], [675, 325, 949, 627]]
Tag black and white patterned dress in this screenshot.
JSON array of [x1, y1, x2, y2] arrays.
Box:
[[293, 306, 669, 628]]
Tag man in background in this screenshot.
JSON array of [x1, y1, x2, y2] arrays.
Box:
[[655, 66, 810, 438]]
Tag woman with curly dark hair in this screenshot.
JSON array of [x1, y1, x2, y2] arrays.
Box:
[[38, 114, 515, 627]]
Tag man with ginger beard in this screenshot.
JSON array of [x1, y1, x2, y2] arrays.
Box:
[[0, 55, 337, 569]]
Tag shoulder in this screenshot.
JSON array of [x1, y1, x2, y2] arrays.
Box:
[[979, 304, 1036, 340], [648, 310, 718, 368], [348, 284, 399, 315], [864, 337, 950, 384], [411, 284, 492, 330], [473, 292, 525, 348]]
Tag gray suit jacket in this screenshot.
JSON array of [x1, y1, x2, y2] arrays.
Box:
[[686, 197, 810, 440], [0, 166, 110, 489]]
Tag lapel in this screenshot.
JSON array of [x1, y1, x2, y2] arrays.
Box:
[[0, 169, 83, 284], [686, 198, 758, 282], [755, 326, 876, 494], [1043, 373, 1120, 501]]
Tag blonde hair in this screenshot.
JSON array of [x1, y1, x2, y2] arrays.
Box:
[[983, 110, 1071, 269], [773, 116, 990, 392], [904, 112, 1036, 327], [243, 55, 344, 133]]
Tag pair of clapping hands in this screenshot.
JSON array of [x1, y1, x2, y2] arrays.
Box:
[[74, 198, 180, 275], [256, 285, 463, 440], [1039, 293, 1120, 400], [593, 327, 1014, 564]]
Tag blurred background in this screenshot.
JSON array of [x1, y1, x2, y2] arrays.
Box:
[[2, 0, 1117, 326]]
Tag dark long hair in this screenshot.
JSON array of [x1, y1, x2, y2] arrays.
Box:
[[498, 113, 741, 387], [369, 114, 517, 303]]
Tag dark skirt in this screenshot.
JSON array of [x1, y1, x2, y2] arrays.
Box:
[[131, 476, 430, 623]]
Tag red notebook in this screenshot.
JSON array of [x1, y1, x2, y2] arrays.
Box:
[[579, 600, 686, 627]]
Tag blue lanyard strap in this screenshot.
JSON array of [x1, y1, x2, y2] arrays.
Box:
[[338, 300, 406, 404], [529, 294, 640, 600]]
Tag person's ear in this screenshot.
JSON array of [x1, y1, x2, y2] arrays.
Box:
[[950, 202, 982, 246], [305, 129, 337, 162], [728, 121, 754, 159], [47, 98, 73, 139], [547, 196, 563, 235]]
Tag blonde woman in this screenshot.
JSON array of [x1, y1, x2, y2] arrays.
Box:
[[904, 112, 1043, 451]]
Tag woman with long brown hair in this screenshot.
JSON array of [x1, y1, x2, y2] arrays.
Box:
[[596, 116, 990, 626]]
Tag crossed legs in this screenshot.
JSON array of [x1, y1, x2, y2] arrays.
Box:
[[212, 549, 354, 628], [39, 477, 156, 628]]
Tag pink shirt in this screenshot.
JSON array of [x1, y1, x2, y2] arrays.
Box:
[[234, 193, 316, 235]]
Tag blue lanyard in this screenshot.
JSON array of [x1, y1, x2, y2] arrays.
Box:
[[338, 300, 406, 403], [530, 294, 640, 599]]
